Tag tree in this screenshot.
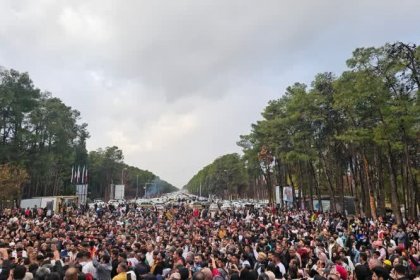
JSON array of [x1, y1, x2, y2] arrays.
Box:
[[0, 69, 40, 163], [0, 164, 28, 207], [340, 43, 419, 223], [229, 41, 418, 221], [185, 153, 248, 199]]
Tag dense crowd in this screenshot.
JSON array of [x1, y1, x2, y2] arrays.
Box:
[[0, 202, 419, 280]]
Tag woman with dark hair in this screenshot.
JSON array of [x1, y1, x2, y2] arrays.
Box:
[[45, 272, 62, 280], [372, 266, 390, 280], [239, 268, 258, 280], [257, 273, 269, 280]]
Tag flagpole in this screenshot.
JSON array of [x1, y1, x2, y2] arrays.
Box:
[[77, 166, 80, 184], [71, 166, 74, 184], [81, 166, 85, 184]]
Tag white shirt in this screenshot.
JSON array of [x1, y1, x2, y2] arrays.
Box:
[[12, 250, 28, 258], [146, 252, 154, 266], [127, 257, 139, 267], [82, 261, 97, 279], [276, 262, 286, 276], [127, 271, 137, 280], [336, 237, 344, 248]]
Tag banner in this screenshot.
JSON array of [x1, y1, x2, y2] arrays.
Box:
[[313, 200, 330, 212], [114, 184, 125, 200], [275, 186, 281, 205], [76, 184, 88, 206], [283, 186, 293, 202]]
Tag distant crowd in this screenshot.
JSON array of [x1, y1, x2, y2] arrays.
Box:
[[0, 201, 419, 280]]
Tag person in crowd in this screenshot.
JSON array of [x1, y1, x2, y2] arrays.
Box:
[[113, 262, 128, 280], [0, 200, 418, 280]]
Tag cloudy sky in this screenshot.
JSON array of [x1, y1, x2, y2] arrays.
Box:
[[0, 0, 419, 187]]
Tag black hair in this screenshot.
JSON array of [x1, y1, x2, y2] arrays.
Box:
[[257, 273, 269, 280], [394, 264, 406, 276], [13, 265, 27, 279], [45, 272, 61, 280], [372, 266, 390, 280], [102, 255, 110, 263], [192, 272, 205, 280]]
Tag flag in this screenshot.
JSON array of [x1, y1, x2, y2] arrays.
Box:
[[71, 166, 74, 183], [262, 175, 267, 184], [84, 167, 88, 184], [77, 166, 80, 183], [81, 166, 85, 184], [74, 166, 78, 183]]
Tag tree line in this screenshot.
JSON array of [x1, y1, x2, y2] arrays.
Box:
[[87, 146, 177, 200], [0, 69, 176, 205], [185, 42, 419, 224]]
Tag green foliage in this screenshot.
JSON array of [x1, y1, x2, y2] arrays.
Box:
[[189, 41, 419, 220], [87, 146, 177, 199], [0, 164, 29, 201], [0, 69, 87, 197], [185, 153, 248, 198], [0, 68, 176, 200]]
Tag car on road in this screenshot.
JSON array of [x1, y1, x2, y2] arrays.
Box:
[[138, 202, 154, 208], [93, 199, 106, 207], [189, 202, 204, 209], [155, 203, 165, 210], [108, 199, 120, 207], [221, 203, 232, 210], [232, 202, 242, 208], [209, 203, 219, 212]]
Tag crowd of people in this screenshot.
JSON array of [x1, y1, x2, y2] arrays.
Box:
[[0, 201, 419, 280]]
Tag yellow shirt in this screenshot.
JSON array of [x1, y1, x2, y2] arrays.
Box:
[[113, 272, 127, 280]]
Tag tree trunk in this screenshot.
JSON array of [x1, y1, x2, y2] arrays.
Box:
[[402, 133, 418, 219], [297, 161, 305, 210], [386, 145, 403, 225], [325, 168, 337, 212], [400, 162, 408, 220], [363, 154, 377, 220], [310, 161, 323, 212], [340, 172, 345, 214], [264, 165, 274, 204], [306, 162, 314, 211], [275, 159, 284, 206], [356, 156, 369, 217], [320, 153, 337, 212], [375, 151, 386, 217], [349, 156, 361, 216], [287, 166, 297, 209]]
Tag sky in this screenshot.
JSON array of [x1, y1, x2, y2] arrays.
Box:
[[0, 0, 419, 188]]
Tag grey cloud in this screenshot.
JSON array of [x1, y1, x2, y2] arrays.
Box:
[[0, 0, 419, 186], [1, 0, 343, 101]]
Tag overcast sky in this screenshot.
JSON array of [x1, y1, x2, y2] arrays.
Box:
[[0, 1, 419, 187]]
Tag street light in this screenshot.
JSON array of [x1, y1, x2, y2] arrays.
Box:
[[121, 167, 127, 185], [144, 182, 154, 198], [144, 183, 150, 198], [135, 174, 139, 199]]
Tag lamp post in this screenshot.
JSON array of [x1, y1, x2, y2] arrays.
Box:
[[121, 167, 127, 185], [144, 182, 152, 198], [136, 174, 139, 199]]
